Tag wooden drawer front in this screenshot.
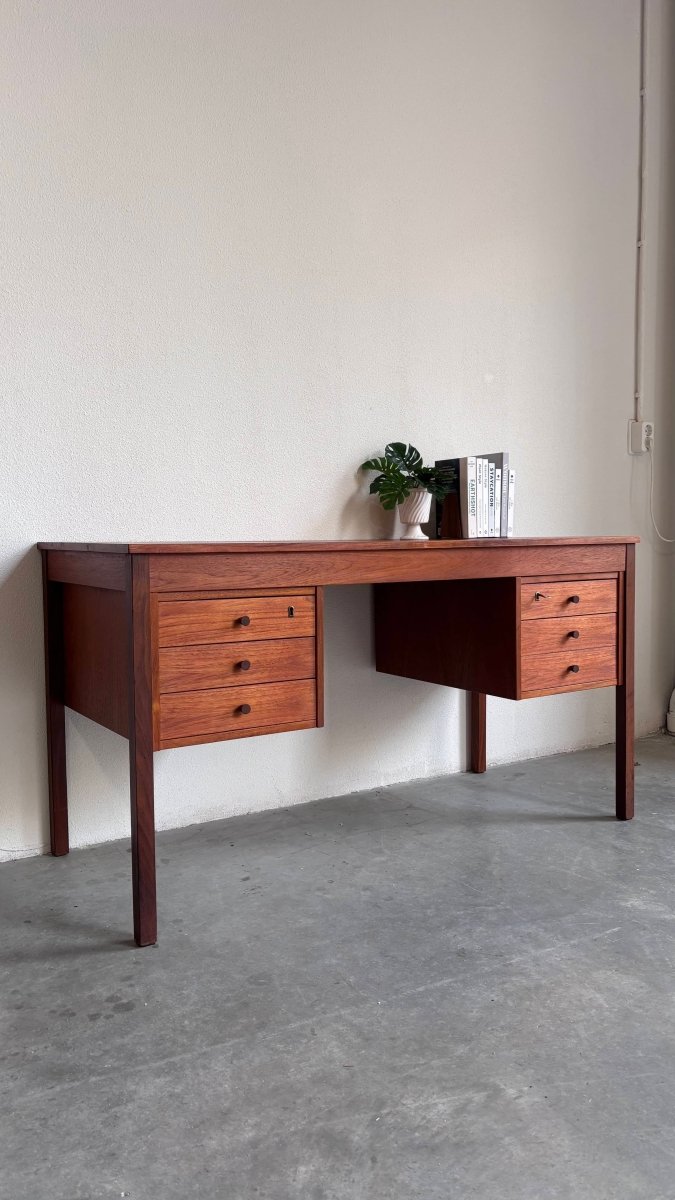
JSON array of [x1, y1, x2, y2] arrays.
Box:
[[521, 614, 616, 657], [159, 637, 315, 693], [521, 579, 617, 620], [521, 646, 617, 694], [160, 679, 316, 741], [158, 594, 315, 647]]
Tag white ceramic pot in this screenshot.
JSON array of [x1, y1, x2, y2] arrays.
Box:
[[398, 488, 432, 540]]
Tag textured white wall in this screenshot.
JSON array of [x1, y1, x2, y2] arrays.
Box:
[[1, 0, 673, 859]]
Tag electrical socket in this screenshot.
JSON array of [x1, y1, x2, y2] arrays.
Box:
[[628, 419, 654, 454]]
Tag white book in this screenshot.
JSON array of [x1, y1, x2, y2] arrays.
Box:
[[482, 459, 489, 537], [499, 453, 510, 536], [507, 468, 515, 537], [494, 468, 502, 539], [476, 458, 484, 536], [461, 456, 477, 538], [488, 463, 496, 537], [468, 456, 477, 537]]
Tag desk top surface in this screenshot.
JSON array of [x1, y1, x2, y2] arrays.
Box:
[[39, 537, 639, 555]]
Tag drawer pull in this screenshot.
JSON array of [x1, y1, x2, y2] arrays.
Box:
[[238, 703, 252, 714], [534, 591, 547, 600], [569, 595, 580, 604], [238, 615, 251, 626], [238, 659, 251, 671], [568, 664, 580, 673], [568, 630, 580, 639]]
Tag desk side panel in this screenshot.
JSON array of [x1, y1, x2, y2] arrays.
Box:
[[148, 544, 627, 591], [62, 584, 129, 737]]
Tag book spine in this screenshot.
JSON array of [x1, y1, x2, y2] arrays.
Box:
[[434, 498, 442, 539], [467, 457, 477, 538], [500, 453, 510, 536], [458, 458, 468, 539], [507, 469, 515, 537], [476, 458, 483, 536], [494, 468, 502, 538], [488, 463, 495, 536], [482, 459, 489, 537]]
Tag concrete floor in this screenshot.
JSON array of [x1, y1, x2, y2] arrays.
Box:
[[3, 735, 675, 1200]]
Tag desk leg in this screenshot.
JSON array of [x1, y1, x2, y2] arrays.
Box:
[[470, 691, 487, 774], [616, 545, 635, 821], [128, 557, 157, 946], [41, 552, 69, 856]]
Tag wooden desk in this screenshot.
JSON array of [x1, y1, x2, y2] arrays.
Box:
[[38, 537, 637, 946]]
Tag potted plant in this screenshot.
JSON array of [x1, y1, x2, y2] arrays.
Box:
[[360, 442, 452, 540]]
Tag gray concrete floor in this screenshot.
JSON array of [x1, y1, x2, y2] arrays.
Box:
[[3, 735, 675, 1200]]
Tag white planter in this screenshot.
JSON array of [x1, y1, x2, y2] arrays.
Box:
[[398, 488, 432, 540]]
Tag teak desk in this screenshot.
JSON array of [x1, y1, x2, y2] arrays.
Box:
[[38, 537, 637, 946]]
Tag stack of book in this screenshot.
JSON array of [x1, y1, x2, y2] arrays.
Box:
[[433, 454, 515, 539]]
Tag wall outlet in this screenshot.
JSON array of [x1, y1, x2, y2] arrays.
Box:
[[628, 419, 654, 454]]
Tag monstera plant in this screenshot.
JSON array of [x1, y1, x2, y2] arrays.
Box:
[[360, 442, 451, 509], [360, 442, 452, 540]]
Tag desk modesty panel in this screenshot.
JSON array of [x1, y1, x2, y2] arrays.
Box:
[[38, 538, 637, 947]]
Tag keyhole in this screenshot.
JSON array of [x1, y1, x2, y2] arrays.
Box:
[[288, 605, 295, 618]]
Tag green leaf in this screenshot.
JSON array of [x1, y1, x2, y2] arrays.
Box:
[[371, 472, 412, 509], [426, 481, 449, 501], [415, 465, 454, 499], [384, 442, 423, 472]]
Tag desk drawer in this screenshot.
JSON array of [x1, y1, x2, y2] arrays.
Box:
[[521, 613, 616, 657], [158, 637, 316, 693], [521, 645, 617, 694], [158, 593, 315, 647], [159, 679, 316, 742], [521, 579, 617, 619]]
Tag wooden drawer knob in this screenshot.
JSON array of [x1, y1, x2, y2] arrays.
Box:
[[568, 664, 580, 673], [238, 659, 251, 671], [238, 703, 252, 714], [238, 615, 251, 626], [568, 630, 580, 639], [569, 595, 580, 604]]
